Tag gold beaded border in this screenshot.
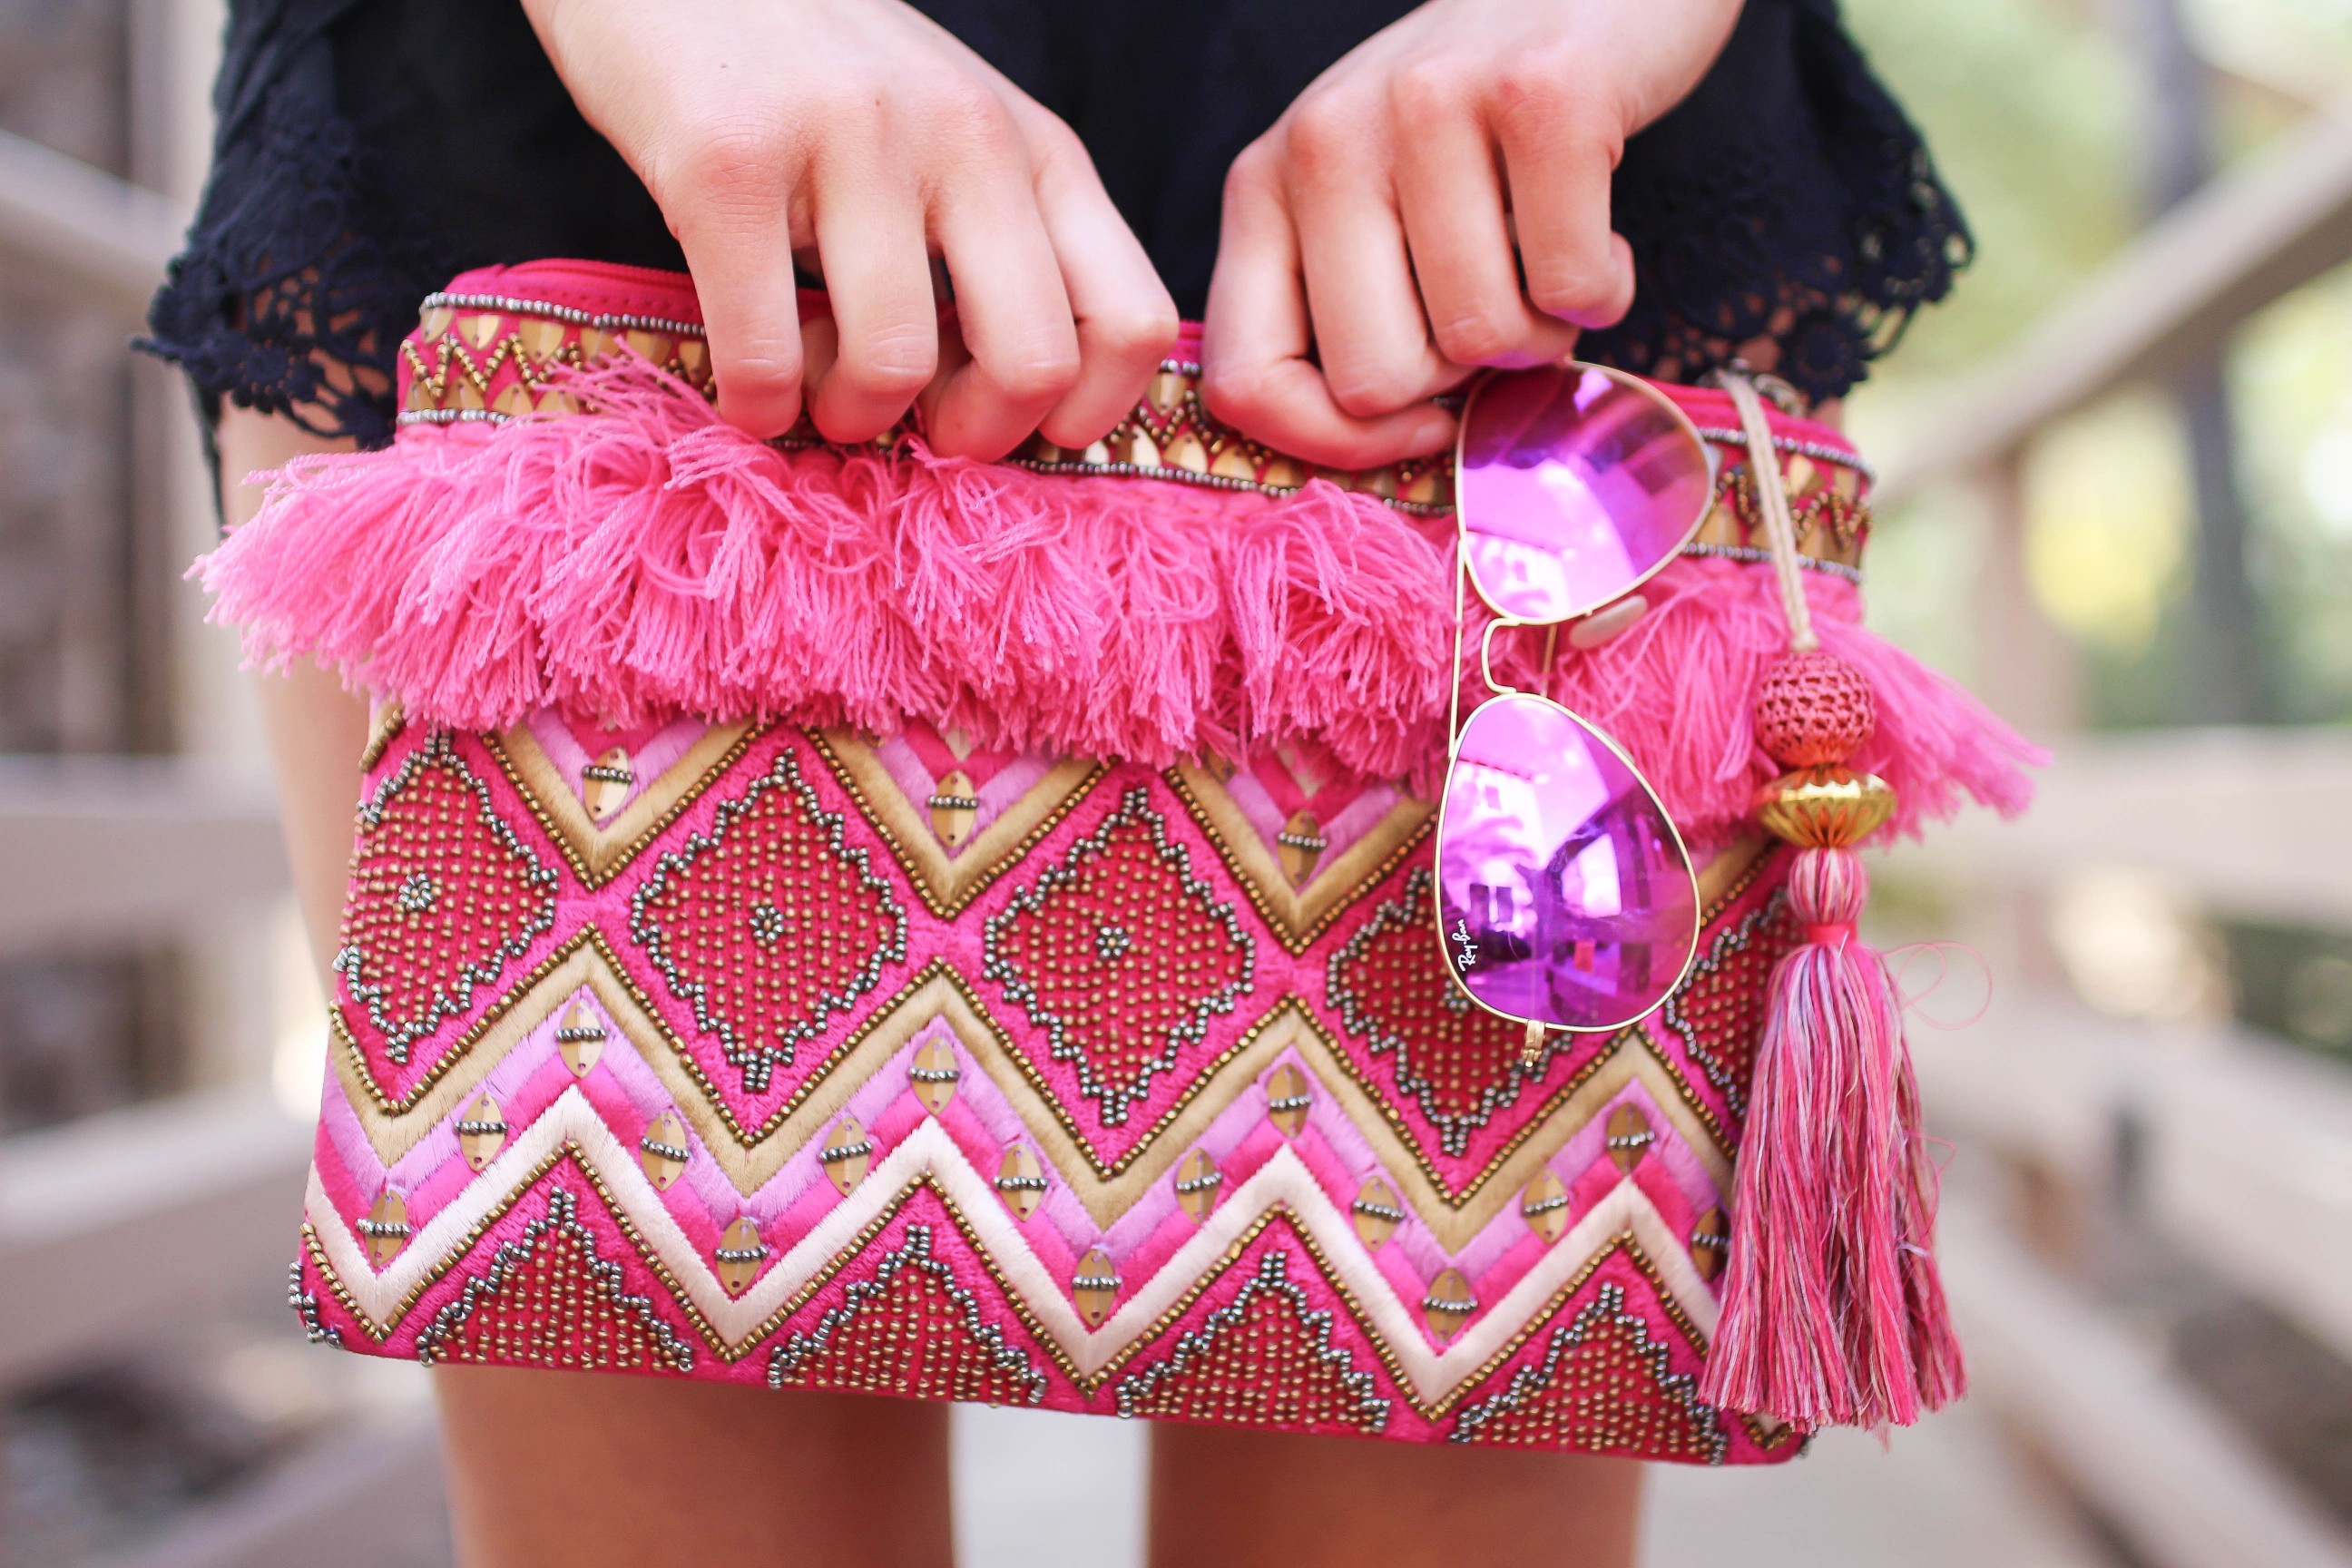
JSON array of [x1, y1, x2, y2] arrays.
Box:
[[300, 1142, 726, 1352], [484, 722, 765, 893], [806, 730, 1108, 920], [1161, 765, 1436, 958]]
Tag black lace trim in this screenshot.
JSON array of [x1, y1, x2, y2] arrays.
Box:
[[143, 0, 1967, 445], [1580, 0, 1972, 405]]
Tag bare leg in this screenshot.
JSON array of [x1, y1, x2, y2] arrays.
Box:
[[1149, 1423, 1644, 1568], [434, 1367, 952, 1568], [218, 407, 956, 1568]]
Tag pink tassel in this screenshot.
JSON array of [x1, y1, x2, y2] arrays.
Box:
[[1700, 652, 1965, 1429]]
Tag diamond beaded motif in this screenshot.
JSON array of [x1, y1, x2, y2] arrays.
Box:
[[983, 788, 1253, 1126], [1451, 1278, 1725, 1460], [767, 1223, 1048, 1406], [1327, 867, 1592, 1158], [1653, 884, 1803, 1116], [412, 1181, 696, 1375], [337, 735, 559, 1066], [629, 748, 907, 1093], [1115, 1248, 1390, 1435]]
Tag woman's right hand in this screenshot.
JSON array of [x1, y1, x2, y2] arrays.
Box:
[[521, 0, 1177, 458]]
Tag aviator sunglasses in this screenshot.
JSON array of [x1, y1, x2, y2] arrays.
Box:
[[1435, 363, 1722, 1047]]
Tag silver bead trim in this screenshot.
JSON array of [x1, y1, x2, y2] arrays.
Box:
[[581, 761, 634, 786], [1266, 1093, 1313, 1113], [1691, 426, 1876, 483], [1351, 1199, 1406, 1223], [1173, 1171, 1223, 1194], [455, 1118, 508, 1137], [419, 291, 706, 338], [925, 793, 981, 811], [821, 1138, 876, 1163], [355, 1218, 413, 1238], [908, 1065, 962, 1083], [1678, 540, 1863, 584], [555, 1024, 607, 1043], [1422, 1289, 1479, 1314], [639, 1138, 691, 1162], [994, 1174, 1049, 1192], [1276, 830, 1328, 852], [1521, 1193, 1571, 1217], [713, 1244, 769, 1264], [288, 1260, 343, 1348], [1073, 1272, 1122, 1292]]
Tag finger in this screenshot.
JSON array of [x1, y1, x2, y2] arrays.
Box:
[[1024, 128, 1178, 449], [1494, 88, 1636, 329], [1282, 109, 1450, 419], [662, 128, 808, 438], [1201, 150, 1455, 470], [926, 159, 1081, 459], [1392, 83, 1583, 369], [805, 148, 939, 445]]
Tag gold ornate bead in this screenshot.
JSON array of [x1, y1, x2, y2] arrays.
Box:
[[1753, 765, 1896, 848]]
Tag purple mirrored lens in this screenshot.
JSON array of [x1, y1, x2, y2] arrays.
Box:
[[1435, 696, 1699, 1032], [1456, 365, 1713, 622]]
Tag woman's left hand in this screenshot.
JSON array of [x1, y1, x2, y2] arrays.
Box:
[[1200, 0, 1741, 470]]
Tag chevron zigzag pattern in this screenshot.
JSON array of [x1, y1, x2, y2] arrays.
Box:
[[294, 709, 1806, 1462]]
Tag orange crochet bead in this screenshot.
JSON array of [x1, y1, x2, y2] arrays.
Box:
[[1754, 650, 1876, 768]]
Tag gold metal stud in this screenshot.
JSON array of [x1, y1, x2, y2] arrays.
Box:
[[995, 1144, 1046, 1220], [1265, 1063, 1312, 1137], [1259, 456, 1308, 490], [640, 1109, 690, 1191], [1352, 1177, 1403, 1251], [556, 1000, 606, 1076], [1073, 1248, 1120, 1327], [819, 1117, 872, 1196], [362, 1188, 409, 1269], [1173, 1149, 1221, 1221], [517, 318, 567, 359], [1161, 432, 1211, 474], [1423, 1269, 1475, 1340], [1605, 1104, 1654, 1173], [456, 1093, 506, 1173], [928, 768, 979, 848], [582, 747, 634, 823], [1521, 1168, 1571, 1243], [1690, 1207, 1730, 1281], [716, 1217, 765, 1296], [909, 1038, 960, 1115], [1276, 808, 1326, 886], [1210, 444, 1258, 481]]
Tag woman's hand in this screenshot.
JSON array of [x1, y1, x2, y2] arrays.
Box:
[[522, 0, 1177, 457], [1201, 0, 1741, 470]]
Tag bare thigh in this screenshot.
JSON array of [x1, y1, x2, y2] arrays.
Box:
[[220, 407, 956, 1568], [1149, 1424, 1644, 1568]]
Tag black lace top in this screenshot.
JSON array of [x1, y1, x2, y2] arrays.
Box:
[[143, 0, 1969, 448]]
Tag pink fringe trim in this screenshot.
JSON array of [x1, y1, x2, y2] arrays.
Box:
[[198, 358, 2042, 838]]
